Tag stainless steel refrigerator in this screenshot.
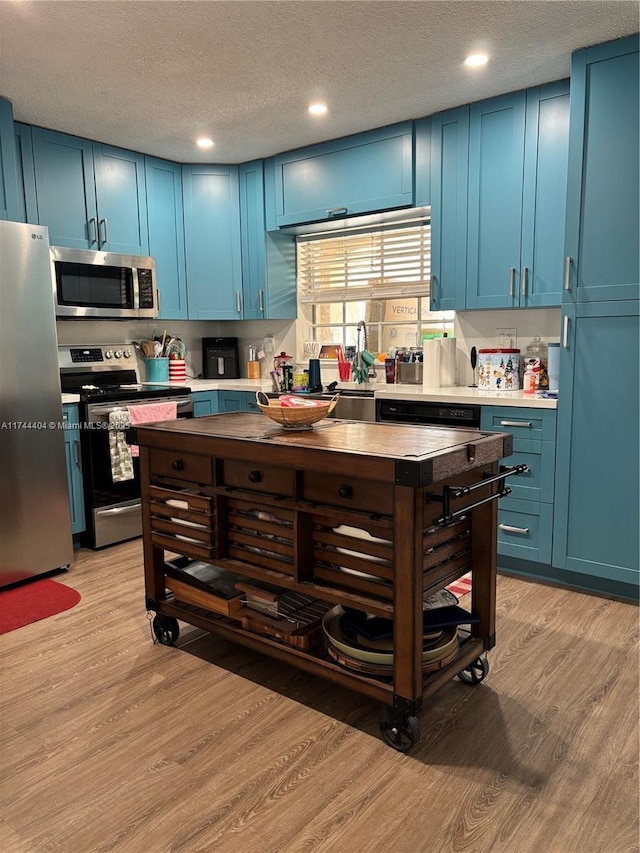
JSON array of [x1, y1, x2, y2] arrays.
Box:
[[0, 221, 73, 587]]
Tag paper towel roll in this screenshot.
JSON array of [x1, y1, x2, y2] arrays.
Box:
[[423, 338, 441, 388], [439, 336, 457, 386]]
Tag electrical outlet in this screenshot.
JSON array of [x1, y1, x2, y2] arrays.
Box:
[[263, 335, 275, 353], [497, 328, 517, 348]]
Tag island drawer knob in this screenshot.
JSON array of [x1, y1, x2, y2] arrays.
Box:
[[338, 484, 353, 499], [171, 459, 185, 471], [248, 470, 262, 483]]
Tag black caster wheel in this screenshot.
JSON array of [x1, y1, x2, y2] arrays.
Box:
[[379, 707, 420, 752], [458, 653, 489, 684], [152, 615, 180, 645]]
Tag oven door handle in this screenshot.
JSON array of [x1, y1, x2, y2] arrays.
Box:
[[88, 397, 193, 419]]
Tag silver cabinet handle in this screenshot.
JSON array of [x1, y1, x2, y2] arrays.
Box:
[[96, 504, 141, 516], [235, 291, 242, 314], [90, 217, 99, 244], [500, 420, 532, 428], [99, 218, 109, 246], [326, 207, 348, 217], [562, 315, 569, 348], [499, 523, 530, 535], [258, 289, 264, 313], [564, 256, 572, 290], [508, 267, 516, 298], [521, 266, 528, 298]]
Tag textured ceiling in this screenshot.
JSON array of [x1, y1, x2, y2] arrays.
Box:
[[0, 1, 638, 163]]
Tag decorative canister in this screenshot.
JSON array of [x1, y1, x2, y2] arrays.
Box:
[[477, 349, 521, 390], [168, 357, 187, 382]]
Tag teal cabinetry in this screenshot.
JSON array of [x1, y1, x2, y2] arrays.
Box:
[[145, 156, 187, 320], [413, 117, 431, 207], [481, 406, 556, 564], [0, 97, 21, 221], [564, 36, 639, 302], [62, 404, 86, 535], [219, 391, 249, 412], [192, 391, 219, 417], [239, 161, 296, 320], [429, 106, 469, 311], [25, 128, 148, 253], [466, 83, 569, 309], [268, 122, 414, 228], [552, 300, 639, 594], [182, 165, 243, 320]]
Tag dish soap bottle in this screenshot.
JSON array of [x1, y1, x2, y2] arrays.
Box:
[[525, 336, 549, 390]]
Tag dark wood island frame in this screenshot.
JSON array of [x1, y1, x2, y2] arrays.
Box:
[[131, 414, 516, 749]]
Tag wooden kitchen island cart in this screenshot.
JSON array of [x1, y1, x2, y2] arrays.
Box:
[[132, 414, 521, 751]]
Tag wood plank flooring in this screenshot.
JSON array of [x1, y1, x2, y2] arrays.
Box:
[[0, 541, 638, 853]]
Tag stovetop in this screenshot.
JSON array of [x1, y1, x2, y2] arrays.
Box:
[[80, 384, 191, 404]]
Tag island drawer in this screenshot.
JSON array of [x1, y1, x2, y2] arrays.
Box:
[[149, 449, 214, 484], [222, 459, 295, 497], [302, 472, 393, 514]]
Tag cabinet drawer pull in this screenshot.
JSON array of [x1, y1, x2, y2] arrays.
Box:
[[89, 217, 99, 245], [500, 420, 532, 428], [235, 291, 242, 314], [499, 523, 530, 535], [563, 315, 570, 349], [171, 459, 185, 471], [521, 266, 528, 298], [338, 484, 353, 499], [248, 470, 262, 483], [564, 256, 572, 291], [508, 267, 516, 298], [74, 439, 81, 468], [326, 207, 348, 218], [258, 289, 264, 313], [100, 217, 109, 246]]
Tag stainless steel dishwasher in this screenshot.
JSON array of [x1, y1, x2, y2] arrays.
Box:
[[375, 398, 481, 428]]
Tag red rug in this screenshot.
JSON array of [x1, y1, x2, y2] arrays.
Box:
[[0, 578, 81, 634], [446, 573, 472, 598]]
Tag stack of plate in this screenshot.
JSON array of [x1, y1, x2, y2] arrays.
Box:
[[322, 605, 459, 678]]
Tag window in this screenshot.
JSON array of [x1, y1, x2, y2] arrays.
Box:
[[297, 219, 453, 355]]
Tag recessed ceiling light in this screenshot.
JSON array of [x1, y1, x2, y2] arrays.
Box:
[[465, 53, 489, 68], [308, 103, 328, 116], [196, 137, 214, 148]]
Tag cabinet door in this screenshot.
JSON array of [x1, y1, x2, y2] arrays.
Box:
[[29, 128, 98, 249], [145, 156, 187, 319], [429, 107, 469, 311], [467, 93, 526, 309], [521, 82, 570, 307], [564, 36, 639, 302], [240, 160, 296, 321], [413, 117, 431, 207], [62, 405, 86, 534], [183, 165, 243, 320], [0, 97, 21, 221], [552, 300, 639, 591], [218, 392, 247, 412], [93, 144, 148, 255], [193, 392, 219, 417], [272, 123, 414, 227]]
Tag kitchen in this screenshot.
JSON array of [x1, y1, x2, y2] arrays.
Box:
[[0, 2, 638, 850]]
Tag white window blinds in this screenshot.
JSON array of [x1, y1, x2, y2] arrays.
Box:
[[297, 221, 431, 304]]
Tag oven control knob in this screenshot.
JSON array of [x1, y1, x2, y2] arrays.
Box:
[[123, 350, 132, 358], [104, 350, 114, 359], [115, 350, 123, 358]]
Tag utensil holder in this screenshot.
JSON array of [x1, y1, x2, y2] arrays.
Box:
[[145, 358, 169, 382]]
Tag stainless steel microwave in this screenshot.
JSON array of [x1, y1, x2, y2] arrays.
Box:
[[51, 246, 158, 319]]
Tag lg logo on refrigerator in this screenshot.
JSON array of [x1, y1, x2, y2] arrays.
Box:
[[31, 233, 43, 240]]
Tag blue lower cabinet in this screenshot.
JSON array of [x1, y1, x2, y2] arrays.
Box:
[[218, 392, 248, 413], [62, 405, 85, 535], [245, 393, 261, 413], [497, 498, 553, 564], [192, 392, 219, 417]]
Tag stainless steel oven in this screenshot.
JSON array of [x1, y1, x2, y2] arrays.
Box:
[[59, 344, 192, 548], [52, 246, 157, 319]]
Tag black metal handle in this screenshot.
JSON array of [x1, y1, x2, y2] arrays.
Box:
[[338, 484, 353, 499], [434, 464, 529, 526], [171, 459, 185, 471], [248, 470, 262, 483]]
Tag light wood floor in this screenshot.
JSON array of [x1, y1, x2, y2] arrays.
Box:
[[1, 541, 638, 853]]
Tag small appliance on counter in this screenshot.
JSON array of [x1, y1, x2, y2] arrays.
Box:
[[202, 337, 240, 379]]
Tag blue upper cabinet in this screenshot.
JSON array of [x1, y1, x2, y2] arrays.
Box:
[[25, 128, 149, 254], [0, 98, 21, 221], [239, 160, 296, 320], [413, 117, 431, 207], [429, 106, 469, 311], [466, 84, 569, 309], [564, 35, 640, 302], [182, 164, 243, 320], [552, 300, 639, 595], [269, 122, 414, 228], [145, 156, 187, 320]]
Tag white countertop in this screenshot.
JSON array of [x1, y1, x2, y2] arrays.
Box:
[[62, 380, 557, 409]]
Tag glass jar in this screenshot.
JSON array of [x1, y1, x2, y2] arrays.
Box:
[[525, 337, 548, 390]]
